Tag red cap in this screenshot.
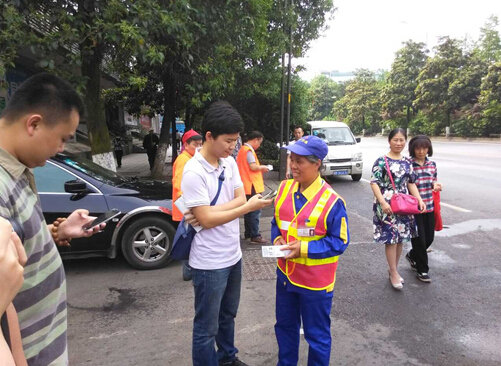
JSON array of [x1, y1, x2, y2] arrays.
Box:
[[182, 129, 202, 144]]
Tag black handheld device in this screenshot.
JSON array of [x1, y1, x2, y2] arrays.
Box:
[[82, 209, 121, 230]]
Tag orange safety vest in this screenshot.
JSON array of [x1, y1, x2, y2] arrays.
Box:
[[275, 178, 341, 291], [172, 150, 193, 221], [236, 144, 265, 195]]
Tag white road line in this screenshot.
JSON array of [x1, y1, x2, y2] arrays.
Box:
[[360, 178, 371, 183], [440, 202, 472, 213]]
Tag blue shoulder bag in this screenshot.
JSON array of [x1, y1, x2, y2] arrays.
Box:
[[170, 168, 225, 261]]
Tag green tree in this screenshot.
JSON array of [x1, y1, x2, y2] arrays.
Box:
[[381, 41, 428, 127], [333, 69, 382, 133], [308, 75, 342, 121], [478, 15, 501, 63], [11, 0, 148, 170], [0, 3, 25, 78], [478, 62, 501, 136], [415, 37, 466, 133]]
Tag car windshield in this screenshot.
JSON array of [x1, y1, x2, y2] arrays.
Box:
[[58, 154, 124, 185], [312, 127, 355, 145]]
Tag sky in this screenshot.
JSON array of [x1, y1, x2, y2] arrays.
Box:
[[297, 0, 501, 81]]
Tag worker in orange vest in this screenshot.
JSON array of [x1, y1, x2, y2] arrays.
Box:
[[272, 135, 350, 365], [236, 131, 270, 244], [172, 129, 203, 280]]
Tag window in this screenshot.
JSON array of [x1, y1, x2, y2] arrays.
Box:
[[34, 163, 80, 193], [312, 127, 355, 145]]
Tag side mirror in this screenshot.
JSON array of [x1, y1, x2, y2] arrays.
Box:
[[65, 180, 88, 194], [355, 137, 361, 143]]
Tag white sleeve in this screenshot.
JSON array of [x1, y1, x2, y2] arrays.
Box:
[[181, 170, 210, 208], [230, 158, 244, 190]]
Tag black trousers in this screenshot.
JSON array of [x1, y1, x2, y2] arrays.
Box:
[[115, 150, 123, 167], [147, 149, 157, 169], [410, 211, 435, 274]]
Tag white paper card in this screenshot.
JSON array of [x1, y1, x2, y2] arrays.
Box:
[[175, 196, 203, 232], [266, 164, 274, 171], [262, 245, 291, 258]]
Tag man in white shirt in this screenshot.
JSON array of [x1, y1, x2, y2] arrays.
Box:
[[181, 101, 273, 366]]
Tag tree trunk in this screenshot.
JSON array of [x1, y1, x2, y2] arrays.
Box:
[[79, 3, 113, 170], [406, 106, 410, 128], [151, 65, 174, 180]]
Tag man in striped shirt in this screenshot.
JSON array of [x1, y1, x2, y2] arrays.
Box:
[[0, 73, 104, 366]]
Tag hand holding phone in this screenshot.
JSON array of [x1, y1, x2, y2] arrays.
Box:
[[82, 209, 121, 231]]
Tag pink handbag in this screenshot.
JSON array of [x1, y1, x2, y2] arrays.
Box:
[[384, 156, 420, 215]]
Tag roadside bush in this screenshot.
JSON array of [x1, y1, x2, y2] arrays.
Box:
[[257, 139, 280, 161]]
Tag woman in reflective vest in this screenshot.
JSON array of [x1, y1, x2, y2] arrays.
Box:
[[271, 135, 350, 366]]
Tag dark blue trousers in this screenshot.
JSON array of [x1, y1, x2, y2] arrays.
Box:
[[192, 260, 242, 366], [275, 278, 334, 366]]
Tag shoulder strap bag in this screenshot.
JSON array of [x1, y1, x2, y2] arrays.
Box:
[[170, 168, 225, 261], [383, 156, 420, 215]]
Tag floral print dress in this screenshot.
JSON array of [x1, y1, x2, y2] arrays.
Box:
[[371, 155, 418, 244]]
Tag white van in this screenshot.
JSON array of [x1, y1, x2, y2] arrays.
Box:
[[307, 121, 363, 181]]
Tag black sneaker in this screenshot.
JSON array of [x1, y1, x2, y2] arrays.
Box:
[[416, 272, 431, 283], [405, 252, 417, 271], [219, 357, 249, 366]]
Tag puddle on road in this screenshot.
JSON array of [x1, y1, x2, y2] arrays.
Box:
[[436, 219, 501, 238]]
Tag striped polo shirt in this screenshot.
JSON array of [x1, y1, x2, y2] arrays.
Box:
[[411, 157, 437, 213], [0, 148, 67, 366]]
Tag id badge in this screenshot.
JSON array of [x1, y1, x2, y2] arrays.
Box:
[[297, 226, 315, 238]]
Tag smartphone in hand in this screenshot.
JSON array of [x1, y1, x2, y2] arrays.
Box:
[[261, 190, 278, 200], [82, 209, 121, 231]]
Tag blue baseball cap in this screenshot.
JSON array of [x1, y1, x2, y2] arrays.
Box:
[[283, 135, 328, 160]]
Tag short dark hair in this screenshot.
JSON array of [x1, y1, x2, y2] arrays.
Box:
[[186, 135, 202, 144], [0, 73, 85, 126], [202, 101, 244, 141], [388, 128, 407, 141], [409, 135, 433, 157], [243, 130, 264, 142], [293, 126, 304, 132]]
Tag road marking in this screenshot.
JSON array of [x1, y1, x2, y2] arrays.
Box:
[[436, 219, 501, 237], [361, 178, 371, 183], [440, 202, 472, 213]]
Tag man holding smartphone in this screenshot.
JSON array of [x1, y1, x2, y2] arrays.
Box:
[[0, 73, 105, 366], [181, 101, 273, 366]]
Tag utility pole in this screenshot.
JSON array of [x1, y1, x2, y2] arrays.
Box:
[[279, 0, 287, 148], [285, 0, 293, 146]]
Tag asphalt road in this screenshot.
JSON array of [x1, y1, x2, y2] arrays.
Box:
[[64, 137, 501, 366]]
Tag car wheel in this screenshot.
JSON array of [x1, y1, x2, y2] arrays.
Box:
[[351, 174, 362, 181], [121, 216, 175, 270]]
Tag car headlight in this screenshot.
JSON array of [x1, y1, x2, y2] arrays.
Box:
[[323, 157, 329, 163], [352, 153, 362, 161]]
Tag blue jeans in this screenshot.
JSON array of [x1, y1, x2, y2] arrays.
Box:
[[192, 260, 242, 366], [275, 278, 334, 366], [244, 192, 261, 238]]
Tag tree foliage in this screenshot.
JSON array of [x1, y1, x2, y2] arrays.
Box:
[[333, 69, 382, 133], [382, 41, 428, 127]]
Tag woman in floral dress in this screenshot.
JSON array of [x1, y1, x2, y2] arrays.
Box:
[[370, 128, 425, 290]]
